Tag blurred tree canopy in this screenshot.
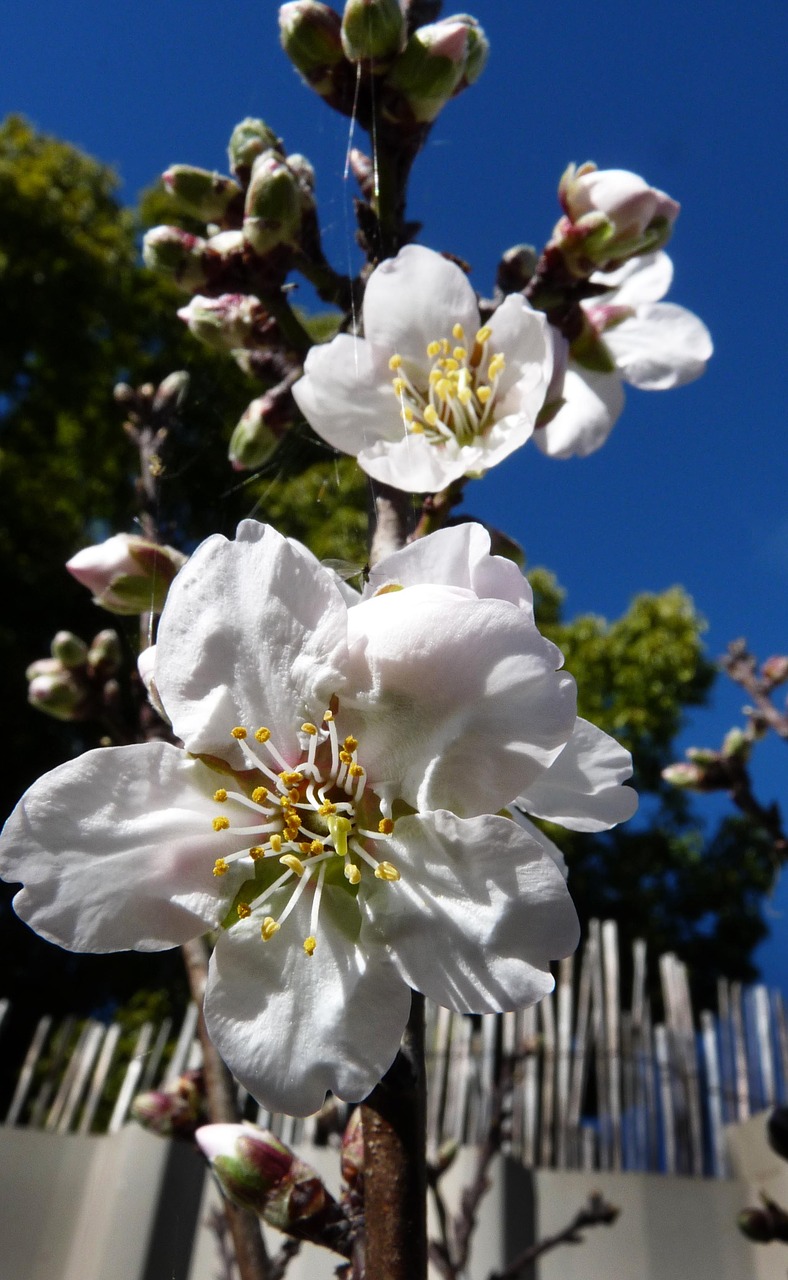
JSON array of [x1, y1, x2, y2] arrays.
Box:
[[0, 117, 774, 1048]]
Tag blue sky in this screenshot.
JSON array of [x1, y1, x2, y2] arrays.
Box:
[[4, 0, 787, 984]]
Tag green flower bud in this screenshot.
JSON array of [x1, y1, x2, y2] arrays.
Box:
[[229, 395, 283, 470], [178, 294, 262, 354], [456, 14, 489, 87], [722, 727, 749, 759], [279, 2, 344, 88], [385, 17, 469, 122], [341, 0, 405, 63], [162, 165, 243, 223], [142, 226, 209, 291], [152, 370, 190, 418], [51, 630, 89, 669], [28, 670, 86, 721], [243, 153, 302, 255], [87, 629, 122, 674], [286, 153, 317, 210], [228, 118, 284, 178]]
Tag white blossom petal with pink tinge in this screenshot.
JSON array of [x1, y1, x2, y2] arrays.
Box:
[[534, 367, 625, 459], [516, 718, 638, 832]]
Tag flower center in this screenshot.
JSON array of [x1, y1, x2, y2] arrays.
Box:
[[209, 708, 398, 956], [389, 322, 505, 447]]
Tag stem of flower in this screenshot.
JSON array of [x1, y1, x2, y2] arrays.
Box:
[[368, 481, 417, 564], [360, 992, 428, 1279], [181, 937, 273, 1280]]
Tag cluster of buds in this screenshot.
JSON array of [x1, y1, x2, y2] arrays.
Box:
[[131, 1070, 209, 1141], [67, 533, 187, 616], [279, 2, 488, 126], [27, 628, 122, 722], [196, 1123, 353, 1257], [551, 163, 680, 276], [661, 730, 751, 792]]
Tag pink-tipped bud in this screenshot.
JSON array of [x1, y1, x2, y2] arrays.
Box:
[[554, 163, 680, 273], [132, 1070, 208, 1141], [142, 225, 210, 291], [161, 165, 243, 223], [385, 18, 470, 121], [67, 534, 187, 616], [27, 669, 87, 721], [341, 0, 405, 64], [177, 294, 263, 354]]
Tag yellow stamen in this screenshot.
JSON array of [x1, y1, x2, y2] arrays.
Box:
[[426, 340, 441, 357], [261, 916, 280, 941], [424, 405, 439, 427], [339, 750, 353, 765], [392, 377, 406, 395], [299, 842, 311, 854], [310, 840, 324, 855], [349, 763, 364, 778], [269, 834, 283, 854], [375, 861, 400, 882], [213, 789, 228, 803], [252, 786, 268, 803], [453, 347, 467, 361], [452, 323, 465, 340], [237, 903, 251, 920], [255, 727, 271, 743], [303, 935, 317, 956], [213, 858, 229, 877], [343, 736, 359, 752], [301, 722, 318, 735], [212, 816, 230, 831], [475, 325, 492, 344], [319, 800, 337, 816], [280, 853, 306, 876], [488, 354, 506, 379], [249, 846, 264, 861], [344, 863, 361, 885], [388, 353, 403, 370], [477, 385, 493, 404], [231, 726, 247, 740], [378, 818, 394, 835], [280, 771, 304, 787], [323, 710, 334, 721]]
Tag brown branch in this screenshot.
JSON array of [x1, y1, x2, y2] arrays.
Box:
[[488, 1193, 620, 1280]]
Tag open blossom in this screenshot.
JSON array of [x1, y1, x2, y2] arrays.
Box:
[[292, 244, 552, 493], [535, 252, 713, 458], [1, 522, 636, 1115]]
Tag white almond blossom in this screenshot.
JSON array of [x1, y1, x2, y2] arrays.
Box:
[[0, 522, 636, 1115], [292, 245, 552, 493], [535, 252, 712, 458]]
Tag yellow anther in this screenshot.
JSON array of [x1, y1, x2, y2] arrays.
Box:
[[453, 347, 467, 361], [303, 935, 317, 956], [319, 800, 337, 816], [255, 727, 271, 743], [441, 338, 450, 354], [477, 385, 493, 404], [388, 353, 403, 370], [252, 786, 268, 803], [436, 379, 451, 400], [410, 421, 424, 434], [343, 736, 358, 752], [349, 763, 365, 778], [428, 368, 442, 384], [426, 340, 441, 358], [280, 853, 306, 877], [340, 750, 353, 765], [231, 726, 247, 740], [301, 722, 318, 736], [249, 846, 264, 861], [392, 377, 406, 396], [327, 814, 352, 857], [237, 902, 252, 920], [404, 407, 415, 422], [375, 861, 401, 882], [212, 816, 230, 831], [452, 322, 465, 340], [488, 354, 506, 379], [281, 771, 304, 787], [287, 788, 301, 805], [299, 841, 312, 854], [310, 840, 324, 855], [269, 834, 283, 853], [344, 863, 361, 885], [378, 818, 394, 835], [475, 325, 492, 344], [213, 858, 229, 877], [323, 709, 334, 722], [458, 387, 473, 406], [424, 405, 439, 426], [261, 916, 280, 941], [443, 358, 460, 373], [213, 789, 228, 803]]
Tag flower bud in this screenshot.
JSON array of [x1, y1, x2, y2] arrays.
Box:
[[385, 17, 470, 122], [228, 395, 284, 470], [28, 669, 86, 721], [286, 154, 317, 210], [87, 629, 122, 674], [67, 534, 187, 616], [661, 762, 707, 789], [162, 165, 243, 223], [449, 14, 489, 91], [496, 244, 538, 294], [341, 0, 405, 63], [243, 153, 302, 255], [279, 2, 345, 88], [554, 164, 680, 271], [738, 1199, 788, 1244], [132, 1070, 208, 1140], [51, 630, 89, 669], [762, 656, 788, 688], [152, 370, 190, 419], [177, 294, 262, 354], [142, 226, 210, 291], [228, 118, 284, 178], [722, 727, 749, 759]]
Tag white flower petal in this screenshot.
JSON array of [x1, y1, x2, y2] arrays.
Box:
[[155, 522, 349, 767], [0, 743, 234, 952], [345, 585, 576, 815], [590, 250, 673, 305], [362, 811, 579, 1013], [205, 898, 411, 1115], [517, 718, 638, 832], [362, 245, 480, 362], [364, 522, 532, 612], [357, 429, 469, 492], [534, 366, 625, 458], [292, 334, 403, 454], [604, 303, 713, 390], [487, 297, 552, 408], [507, 810, 568, 878]]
